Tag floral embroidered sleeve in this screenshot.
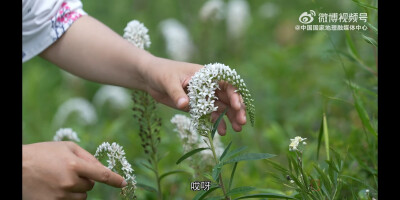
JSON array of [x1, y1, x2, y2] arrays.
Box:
[[22, 0, 87, 63]]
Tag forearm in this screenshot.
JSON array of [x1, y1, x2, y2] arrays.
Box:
[[40, 15, 153, 91]]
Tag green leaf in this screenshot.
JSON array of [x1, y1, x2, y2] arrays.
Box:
[[192, 185, 220, 200], [353, 94, 378, 137], [219, 141, 233, 161], [223, 153, 276, 165], [351, 0, 378, 9], [317, 113, 330, 160], [212, 108, 228, 139], [221, 146, 248, 162], [176, 148, 210, 164], [159, 170, 189, 181], [136, 183, 157, 193], [227, 186, 256, 196], [211, 162, 223, 181], [366, 22, 378, 35], [345, 31, 359, 59], [228, 162, 238, 191], [361, 34, 377, 47], [233, 193, 295, 199]]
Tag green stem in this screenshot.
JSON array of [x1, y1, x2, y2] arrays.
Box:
[[153, 156, 162, 200], [207, 131, 229, 200]]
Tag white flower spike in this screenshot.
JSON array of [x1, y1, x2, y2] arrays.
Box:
[[187, 62, 255, 135], [53, 128, 80, 142], [123, 20, 151, 49], [289, 136, 307, 151]]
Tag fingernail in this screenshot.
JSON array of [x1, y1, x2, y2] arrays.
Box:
[[121, 180, 128, 187], [177, 97, 187, 108]]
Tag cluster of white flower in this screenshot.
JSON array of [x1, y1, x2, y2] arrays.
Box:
[[226, 0, 251, 39], [187, 62, 255, 134], [171, 114, 199, 153], [171, 114, 224, 161], [199, 0, 225, 22], [94, 142, 136, 189], [123, 20, 151, 49], [159, 18, 195, 62], [93, 85, 131, 111], [53, 128, 80, 142], [289, 136, 307, 151], [53, 97, 97, 128]]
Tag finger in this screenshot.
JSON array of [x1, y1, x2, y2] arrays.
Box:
[[71, 143, 102, 164], [236, 102, 247, 125], [69, 177, 95, 192], [218, 119, 227, 136], [225, 84, 241, 111], [76, 160, 127, 188], [165, 78, 189, 110]]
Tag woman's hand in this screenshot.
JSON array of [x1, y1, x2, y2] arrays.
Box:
[[23, 141, 127, 200], [141, 56, 247, 135]]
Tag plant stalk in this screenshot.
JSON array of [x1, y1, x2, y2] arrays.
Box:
[[207, 131, 229, 200]]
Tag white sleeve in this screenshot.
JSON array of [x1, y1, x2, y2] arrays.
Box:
[[22, 0, 87, 63]]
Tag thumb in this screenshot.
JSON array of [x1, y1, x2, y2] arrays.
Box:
[[166, 81, 189, 110]]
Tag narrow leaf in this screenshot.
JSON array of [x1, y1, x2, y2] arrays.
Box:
[[233, 193, 295, 199], [219, 141, 233, 161], [227, 186, 256, 196], [354, 94, 378, 137], [366, 22, 378, 35], [317, 113, 330, 160], [223, 153, 276, 165], [361, 34, 377, 47], [176, 148, 210, 164], [159, 170, 189, 181], [212, 108, 228, 139], [221, 146, 248, 162], [345, 31, 359, 59], [228, 162, 238, 191], [192, 185, 220, 200], [211, 163, 223, 181]]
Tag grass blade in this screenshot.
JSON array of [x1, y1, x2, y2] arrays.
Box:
[[317, 113, 330, 160], [176, 147, 210, 164], [353, 94, 378, 137], [361, 34, 377, 47], [345, 31, 359, 59]]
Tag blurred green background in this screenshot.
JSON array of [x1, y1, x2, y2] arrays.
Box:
[[22, 0, 377, 199]]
